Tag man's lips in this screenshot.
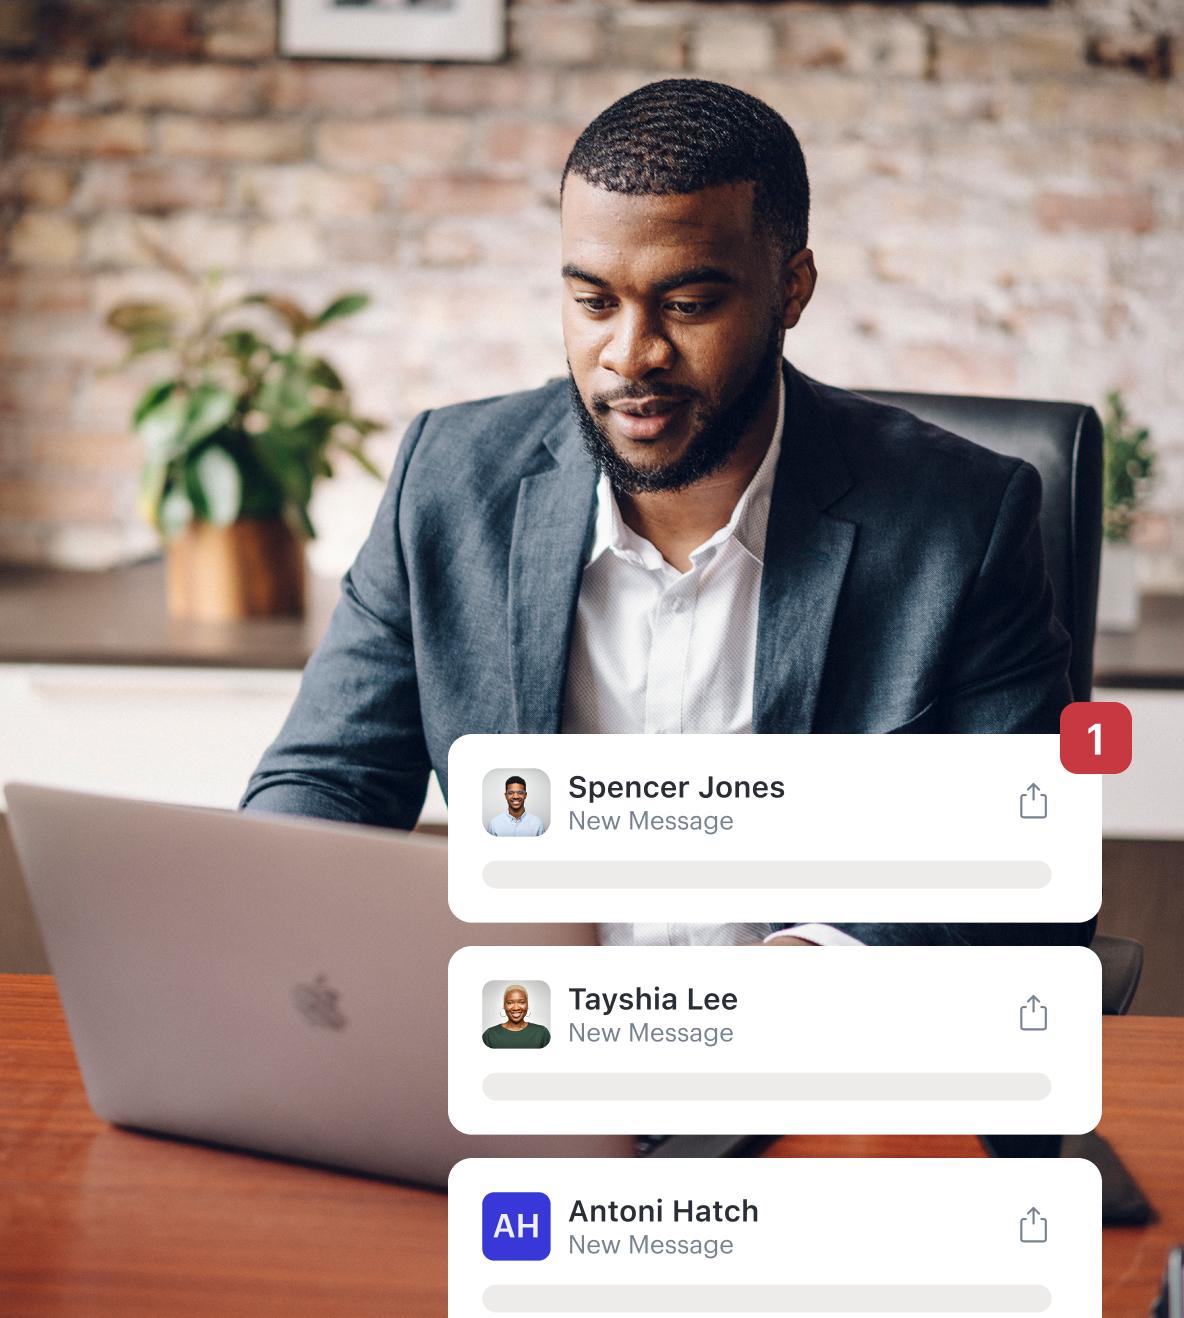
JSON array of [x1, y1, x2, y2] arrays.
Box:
[[608, 396, 684, 417], [603, 396, 689, 441]]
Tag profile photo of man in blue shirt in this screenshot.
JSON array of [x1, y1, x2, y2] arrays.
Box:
[[486, 775, 546, 837]]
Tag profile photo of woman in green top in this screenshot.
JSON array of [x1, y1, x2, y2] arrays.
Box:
[[482, 984, 551, 1049]]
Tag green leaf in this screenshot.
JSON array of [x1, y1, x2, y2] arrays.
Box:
[[106, 301, 178, 339], [133, 379, 177, 427], [257, 440, 315, 508], [135, 391, 189, 464], [220, 329, 266, 362], [315, 292, 369, 328], [290, 502, 316, 540], [137, 459, 171, 526], [158, 488, 195, 538], [306, 357, 344, 390], [190, 446, 243, 526], [107, 301, 178, 361], [234, 448, 286, 520], [244, 293, 315, 338], [122, 329, 174, 359], [253, 358, 317, 427], [1101, 388, 1155, 542], [261, 417, 333, 472], [179, 383, 237, 450]]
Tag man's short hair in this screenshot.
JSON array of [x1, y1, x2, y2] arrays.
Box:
[[505, 775, 527, 790], [561, 78, 809, 260]]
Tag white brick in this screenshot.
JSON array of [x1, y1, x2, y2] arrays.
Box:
[[692, 18, 776, 75]]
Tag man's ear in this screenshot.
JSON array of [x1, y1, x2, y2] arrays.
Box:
[[781, 248, 817, 331]]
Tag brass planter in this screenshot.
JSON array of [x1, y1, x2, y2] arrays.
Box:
[[165, 519, 306, 621]]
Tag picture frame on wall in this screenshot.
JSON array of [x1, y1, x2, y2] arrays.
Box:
[[280, 0, 505, 63]]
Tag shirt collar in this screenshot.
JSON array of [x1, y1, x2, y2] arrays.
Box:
[[588, 367, 785, 572]]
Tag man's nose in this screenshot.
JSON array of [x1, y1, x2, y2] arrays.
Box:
[[599, 306, 675, 379]]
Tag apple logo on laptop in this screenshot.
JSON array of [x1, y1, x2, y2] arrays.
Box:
[[292, 974, 347, 1030]]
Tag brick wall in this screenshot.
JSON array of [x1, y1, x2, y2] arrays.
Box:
[[1, 0, 1182, 579]]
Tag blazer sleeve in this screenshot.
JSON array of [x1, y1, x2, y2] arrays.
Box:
[[239, 411, 433, 829], [938, 458, 1072, 734], [794, 459, 1092, 949]]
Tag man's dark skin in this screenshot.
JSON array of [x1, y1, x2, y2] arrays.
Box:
[[562, 175, 815, 572], [562, 175, 816, 947], [504, 780, 528, 819]]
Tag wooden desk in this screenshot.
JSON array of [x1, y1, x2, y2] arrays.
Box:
[[766, 1014, 1184, 1317], [0, 976, 445, 1317], [3, 977, 1181, 1317]]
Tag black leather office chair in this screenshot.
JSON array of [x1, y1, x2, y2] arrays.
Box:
[[863, 392, 1152, 1219], [1093, 932, 1145, 1016], [858, 390, 1103, 703], [859, 395, 1149, 970]]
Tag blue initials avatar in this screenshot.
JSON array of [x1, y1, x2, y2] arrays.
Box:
[[482, 1192, 551, 1261]]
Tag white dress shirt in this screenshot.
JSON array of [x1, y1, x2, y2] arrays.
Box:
[[561, 375, 857, 948], [486, 810, 546, 837]]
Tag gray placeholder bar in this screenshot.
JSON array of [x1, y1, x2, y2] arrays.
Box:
[[482, 860, 1051, 890], [483, 1283, 1052, 1313], [482, 1072, 1052, 1102]]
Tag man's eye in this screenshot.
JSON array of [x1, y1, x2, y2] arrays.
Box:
[[575, 297, 613, 313], [666, 300, 717, 316]]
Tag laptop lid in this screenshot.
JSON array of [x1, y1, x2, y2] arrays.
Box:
[[5, 783, 632, 1186]]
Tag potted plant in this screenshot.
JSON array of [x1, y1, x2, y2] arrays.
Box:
[[106, 256, 382, 621], [1098, 390, 1155, 633]]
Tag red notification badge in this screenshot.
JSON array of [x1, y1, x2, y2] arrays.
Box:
[[1059, 701, 1132, 774]]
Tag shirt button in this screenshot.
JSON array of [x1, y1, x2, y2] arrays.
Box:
[[669, 598, 688, 613]]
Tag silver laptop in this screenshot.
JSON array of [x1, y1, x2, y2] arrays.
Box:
[[5, 782, 635, 1185]]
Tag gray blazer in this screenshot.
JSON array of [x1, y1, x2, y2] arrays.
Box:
[[243, 362, 1092, 947]]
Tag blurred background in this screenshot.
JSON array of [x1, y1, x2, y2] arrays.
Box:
[[1, 0, 1181, 574], [1, 0, 1182, 1011]]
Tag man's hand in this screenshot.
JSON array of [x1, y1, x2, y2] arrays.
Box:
[[764, 935, 817, 946]]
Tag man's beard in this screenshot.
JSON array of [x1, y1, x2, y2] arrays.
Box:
[[567, 320, 783, 496]]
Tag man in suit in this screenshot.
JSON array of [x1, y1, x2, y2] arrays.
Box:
[[243, 78, 1088, 949], [486, 775, 546, 837]]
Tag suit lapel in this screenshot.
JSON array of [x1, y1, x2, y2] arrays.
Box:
[[754, 365, 857, 732], [507, 417, 597, 732]]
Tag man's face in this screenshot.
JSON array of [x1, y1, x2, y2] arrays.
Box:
[[561, 176, 812, 494], [505, 782, 527, 815], [504, 989, 528, 1023]]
